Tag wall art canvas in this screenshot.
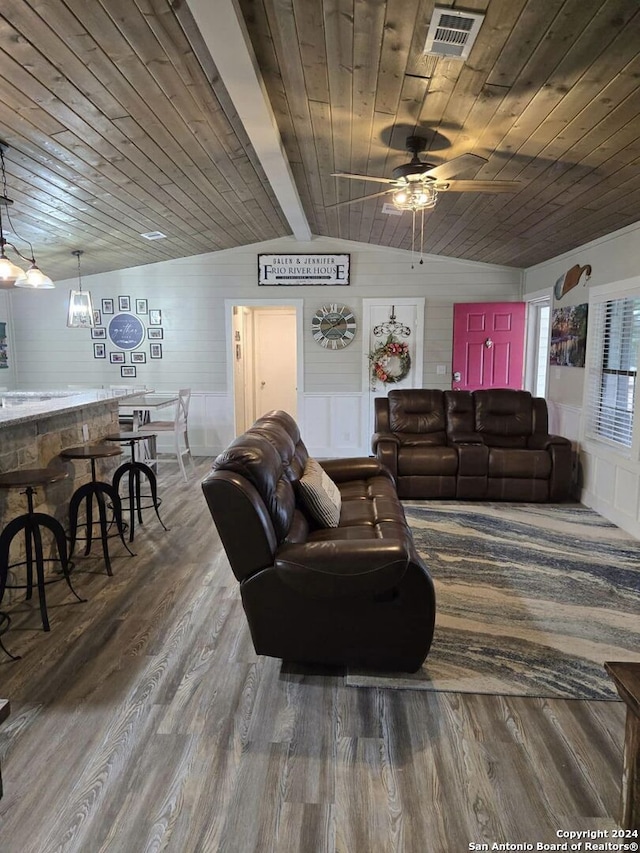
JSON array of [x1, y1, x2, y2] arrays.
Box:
[[550, 303, 589, 368]]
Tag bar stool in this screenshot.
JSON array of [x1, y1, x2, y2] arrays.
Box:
[[104, 432, 169, 542], [0, 468, 85, 644], [60, 444, 134, 576]]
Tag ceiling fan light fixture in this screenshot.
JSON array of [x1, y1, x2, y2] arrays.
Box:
[[392, 182, 438, 212]]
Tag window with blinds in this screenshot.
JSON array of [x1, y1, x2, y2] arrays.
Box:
[[586, 296, 640, 449]]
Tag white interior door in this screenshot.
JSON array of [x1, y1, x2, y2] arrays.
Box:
[[252, 307, 297, 420], [361, 298, 425, 438]]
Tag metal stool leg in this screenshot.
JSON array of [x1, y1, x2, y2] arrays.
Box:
[[112, 461, 169, 540], [0, 507, 85, 634], [68, 481, 135, 575]]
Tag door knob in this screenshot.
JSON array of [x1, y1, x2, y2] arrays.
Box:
[[453, 371, 461, 382]]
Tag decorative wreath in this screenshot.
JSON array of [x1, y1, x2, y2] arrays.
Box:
[[369, 335, 411, 384]]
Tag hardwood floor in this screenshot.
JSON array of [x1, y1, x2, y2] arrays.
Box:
[[0, 458, 626, 852]]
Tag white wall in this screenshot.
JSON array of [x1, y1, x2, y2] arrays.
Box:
[[7, 235, 522, 457], [523, 220, 640, 537], [0, 290, 17, 390]]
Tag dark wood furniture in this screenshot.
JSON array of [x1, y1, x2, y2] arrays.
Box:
[[605, 661, 640, 831]]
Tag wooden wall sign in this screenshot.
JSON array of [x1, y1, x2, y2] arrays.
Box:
[[258, 254, 350, 286]]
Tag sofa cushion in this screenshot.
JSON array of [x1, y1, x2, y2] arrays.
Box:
[[474, 389, 533, 441], [212, 433, 296, 542], [297, 458, 342, 527], [488, 448, 551, 479], [398, 445, 458, 476], [388, 389, 447, 442]]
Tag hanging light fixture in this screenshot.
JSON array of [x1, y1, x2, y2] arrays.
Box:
[[391, 180, 438, 213], [0, 142, 54, 290], [391, 177, 438, 269], [67, 250, 94, 328]]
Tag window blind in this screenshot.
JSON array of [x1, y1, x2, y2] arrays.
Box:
[[585, 296, 640, 449]]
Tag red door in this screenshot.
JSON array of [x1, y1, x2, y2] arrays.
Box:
[[452, 302, 526, 391]]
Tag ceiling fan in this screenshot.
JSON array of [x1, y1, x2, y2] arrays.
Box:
[[331, 136, 521, 210]]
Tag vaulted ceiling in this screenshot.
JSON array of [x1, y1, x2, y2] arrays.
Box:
[[0, 0, 639, 282]]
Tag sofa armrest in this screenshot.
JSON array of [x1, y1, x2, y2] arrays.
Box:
[[319, 456, 392, 483], [527, 434, 571, 450], [274, 539, 410, 597], [370, 434, 398, 481], [371, 431, 400, 450]]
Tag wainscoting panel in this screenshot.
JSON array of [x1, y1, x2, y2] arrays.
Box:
[[156, 392, 368, 460], [548, 402, 581, 442], [154, 391, 233, 459], [301, 393, 367, 458], [580, 444, 640, 539]]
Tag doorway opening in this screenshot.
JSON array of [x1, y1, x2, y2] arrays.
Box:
[[227, 300, 303, 435]]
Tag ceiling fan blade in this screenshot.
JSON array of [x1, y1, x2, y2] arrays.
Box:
[[425, 154, 488, 181], [326, 188, 395, 209], [331, 172, 395, 185], [438, 180, 522, 193]]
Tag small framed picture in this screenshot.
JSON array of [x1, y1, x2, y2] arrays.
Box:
[[149, 309, 162, 325], [102, 298, 114, 315], [135, 298, 148, 315], [91, 327, 106, 339], [118, 296, 131, 312], [110, 351, 125, 364], [131, 351, 146, 364], [93, 309, 102, 326], [93, 343, 106, 359], [148, 327, 163, 340], [121, 365, 137, 378], [150, 343, 163, 359]]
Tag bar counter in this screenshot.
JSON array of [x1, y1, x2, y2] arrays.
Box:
[[0, 389, 140, 533]]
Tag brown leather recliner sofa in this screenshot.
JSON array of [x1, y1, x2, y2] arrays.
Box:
[[373, 388, 572, 501], [201, 410, 436, 672]]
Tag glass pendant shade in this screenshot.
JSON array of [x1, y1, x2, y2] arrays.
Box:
[[0, 252, 25, 288], [14, 263, 54, 289], [67, 289, 95, 328]]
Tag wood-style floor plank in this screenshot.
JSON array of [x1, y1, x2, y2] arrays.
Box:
[[0, 458, 627, 852]]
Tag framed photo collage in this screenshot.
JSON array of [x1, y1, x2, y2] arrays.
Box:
[[91, 297, 164, 377]]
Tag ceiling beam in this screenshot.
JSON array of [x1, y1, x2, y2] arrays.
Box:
[[185, 0, 312, 242]]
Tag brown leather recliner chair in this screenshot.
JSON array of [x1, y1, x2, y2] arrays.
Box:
[[202, 410, 436, 672], [372, 389, 458, 498]]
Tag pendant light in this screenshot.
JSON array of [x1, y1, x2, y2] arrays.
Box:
[[67, 250, 95, 328], [0, 142, 53, 289]]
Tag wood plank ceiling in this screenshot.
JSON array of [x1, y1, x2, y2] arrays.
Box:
[[0, 0, 639, 281]]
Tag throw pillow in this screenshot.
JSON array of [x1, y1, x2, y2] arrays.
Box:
[[297, 457, 342, 528]]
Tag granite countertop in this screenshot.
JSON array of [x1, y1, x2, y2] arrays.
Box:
[[0, 389, 143, 428]]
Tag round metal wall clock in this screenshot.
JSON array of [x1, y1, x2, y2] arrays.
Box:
[[311, 304, 357, 349]]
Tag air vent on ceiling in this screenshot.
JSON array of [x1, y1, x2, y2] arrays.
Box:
[[423, 7, 485, 60], [382, 203, 403, 216], [140, 231, 167, 240]]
